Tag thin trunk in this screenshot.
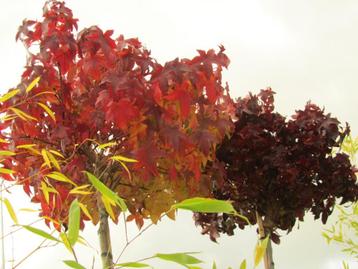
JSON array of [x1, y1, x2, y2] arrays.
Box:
[[256, 211, 275, 269], [97, 195, 114, 269]]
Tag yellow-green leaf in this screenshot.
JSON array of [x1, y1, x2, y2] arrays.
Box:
[[16, 144, 36, 149], [69, 184, 92, 195], [47, 171, 77, 186], [9, 107, 37, 121], [60, 232, 72, 252], [0, 138, 9, 144], [102, 196, 116, 221], [171, 197, 236, 214], [117, 160, 132, 180], [78, 202, 93, 221], [68, 199, 80, 246], [19, 208, 39, 213], [239, 259, 247, 269], [41, 181, 50, 204], [47, 151, 61, 170], [0, 89, 20, 103], [3, 198, 18, 224], [0, 168, 15, 174], [98, 142, 117, 150], [155, 252, 202, 266], [63, 260, 86, 269], [0, 150, 15, 156], [85, 171, 127, 211], [111, 155, 138, 163], [23, 225, 59, 242], [254, 236, 269, 268], [26, 76, 40, 93], [37, 102, 56, 121], [41, 149, 52, 168], [49, 149, 64, 159]]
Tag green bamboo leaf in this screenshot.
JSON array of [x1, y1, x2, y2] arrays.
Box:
[[171, 197, 236, 214], [63, 260, 86, 269], [68, 199, 80, 246], [155, 252, 202, 266], [98, 142, 117, 149], [0, 168, 15, 174], [37, 102, 56, 122], [26, 76, 40, 93], [22, 225, 59, 242], [0, 150, 16, 156], [60, 232, 72, 252], [9, 107, 37, 121], [85, 171, 127, 211], [47, 171, 77, 186], [239, 259, 247, 269], [3, 198, 18, 224], [115, 262, 151, 268], [0, 89, 20, 103], [254, 236, 269, 268], [111, 155, 138, 163]]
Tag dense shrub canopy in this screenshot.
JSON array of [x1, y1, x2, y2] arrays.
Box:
[[0, 0, 233, 229], [195, 88, 358, 243]]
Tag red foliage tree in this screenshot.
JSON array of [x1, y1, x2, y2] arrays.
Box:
[[194, 88, 358, 267], [0, 1, 233, 267]]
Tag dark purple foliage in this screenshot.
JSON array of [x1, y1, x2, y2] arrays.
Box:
[[195, 88, 358, 243]]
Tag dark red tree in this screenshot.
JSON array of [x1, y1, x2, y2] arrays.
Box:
[[194, 88, 358, 267]]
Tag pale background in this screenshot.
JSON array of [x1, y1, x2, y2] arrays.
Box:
[[1, 1, 358, 268]]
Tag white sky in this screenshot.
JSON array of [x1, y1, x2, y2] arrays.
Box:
[[1, 0, 358, 268]]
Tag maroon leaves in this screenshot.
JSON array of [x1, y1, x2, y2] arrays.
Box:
[[195, 88, 358, 243]]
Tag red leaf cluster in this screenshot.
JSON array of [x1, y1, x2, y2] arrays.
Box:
[[195, 88, 358, 243], [2, 1, 233, 228]]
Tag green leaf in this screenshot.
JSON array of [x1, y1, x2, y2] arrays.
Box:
[[171, 197, 236, 214], [115, 262, 151, 268], [41, 149, 52, 168], [68, 199, 80, 246], [98, 142, 117, 150], [60, 232, 72, 252], [47, 171, 77, 186], [2, 198, 18, 224], [22, 225, 59, 242], [0, 150, 15, 156], [26, 76, 40, 93], [239, 259, 247, 269], [155, 252, 202, 266], [37, 102, 56, 121], [254, 236, 269, 268], [85, 171, 127, 211], [0, 168, 15, 174], [9, 107, 37, 121], [111, 155, 138, 163], [0, 89, 20, 103], [212, 262, 217, 269], [63, 260, 86, 269]]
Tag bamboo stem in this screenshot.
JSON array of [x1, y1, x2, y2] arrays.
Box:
[[256, 211, 275, 269], [97, 195, 114, 269]]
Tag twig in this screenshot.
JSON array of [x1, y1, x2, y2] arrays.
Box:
[[123, 213, 129, 244], [12, 238, 47, 269], [114, 212, 173, 264], [0, 219, 41, 240], [12, 229, 58, 269], [0, 181, 5, 269]]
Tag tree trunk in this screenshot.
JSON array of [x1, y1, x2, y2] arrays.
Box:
[[256, 211, 275, 269], [97, 195, 114, 269]]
